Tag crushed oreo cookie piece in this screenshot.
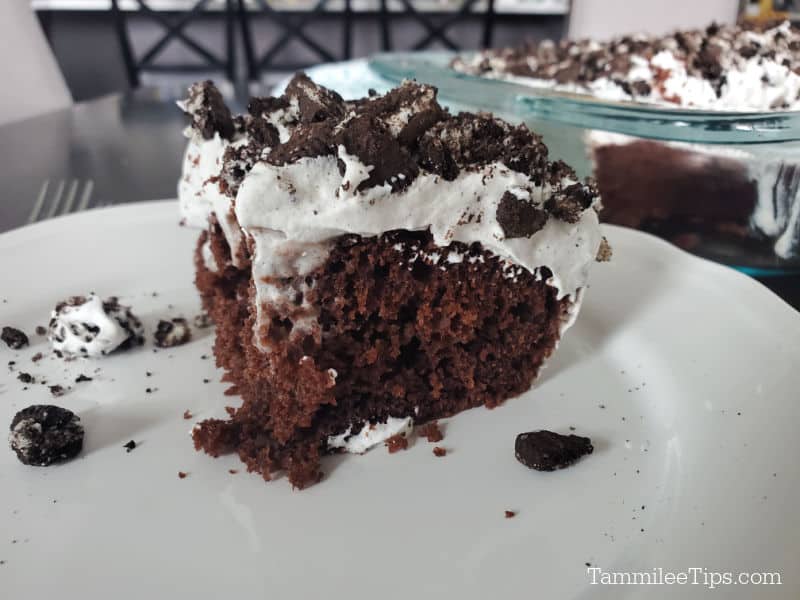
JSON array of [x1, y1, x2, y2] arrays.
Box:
[[515, 430, 593, 471], [2, 327, 28, 350], [75, 374, 93, 383], [154, 318, 192, 348], [49, 385, 66, 397], [9, 405, 84, 466], [545, 183, 596, 223], [35, 326, 47, 336], [496, 192, 548, 238], [17, 372, 35, 384], [179, 80, 235, 141], [123, 440, 136, 453]]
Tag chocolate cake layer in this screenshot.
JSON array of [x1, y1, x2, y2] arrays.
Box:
[[194, 227, 569, 487]]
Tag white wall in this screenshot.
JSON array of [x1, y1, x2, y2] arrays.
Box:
[[0, 1, 71, 125], [568, 0, 741, 40]]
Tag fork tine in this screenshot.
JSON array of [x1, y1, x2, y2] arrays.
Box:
[[60, 180, 79, 215], [28, 180, 50, 224], [45, 180, 66, 220], [77, 180, 94, 211]]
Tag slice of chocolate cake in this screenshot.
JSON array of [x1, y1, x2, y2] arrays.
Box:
[[177, 76, 603, 488]]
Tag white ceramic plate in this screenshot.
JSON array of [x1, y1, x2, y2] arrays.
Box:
[[1, 201, 798, 599]]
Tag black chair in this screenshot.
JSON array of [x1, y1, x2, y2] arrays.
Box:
[[110, 0, 237, 88], [238, 0, 354, 80], [378, 0, 496, 52]]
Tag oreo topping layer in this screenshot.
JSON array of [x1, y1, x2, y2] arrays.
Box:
[[187, 76, 597, 227]]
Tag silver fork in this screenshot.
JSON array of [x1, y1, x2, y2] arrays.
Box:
[[27, 179, 96, 224]]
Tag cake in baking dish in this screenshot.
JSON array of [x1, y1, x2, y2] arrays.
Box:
[[453, 21, 800, 260], [177, 75, 603, 487]]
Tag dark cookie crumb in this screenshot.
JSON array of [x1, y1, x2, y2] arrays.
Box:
[[193, 313, 213, 329], [385, 433, 409, 453], [515, 430, 594, 471], [505, 510, 516, 518], [178, 471, 188, 479], [545, 183, 596, 223], [123, 440, 137, 453], [35, 326, 47, 336], [433, 446, 447, 457], [496, 191, 548, 238], [49, 385, 66, 397], [17, 372, 35, 384], [183, 410, 193, 420], [75, 374, 93, 383], [228, 469, 238, 474], [31, 352, 43, 363], [9, 405, 84, 466], [154, 318, 192, 348], [2, 327, 28, 349], [596, 236, 613, 262], [180, 80, 235, 141], [419, 421, 444, 443]]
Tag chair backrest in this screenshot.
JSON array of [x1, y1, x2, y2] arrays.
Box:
[[568, 0, 740, 40], [0, 2, 72, 126]]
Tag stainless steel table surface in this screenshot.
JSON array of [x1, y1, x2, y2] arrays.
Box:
[[1, 93, 798, 311]]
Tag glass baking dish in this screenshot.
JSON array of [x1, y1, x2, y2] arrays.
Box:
[[370, 52, 800, 275]]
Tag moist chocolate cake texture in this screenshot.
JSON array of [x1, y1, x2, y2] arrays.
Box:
[[178, 75, 602, 488]]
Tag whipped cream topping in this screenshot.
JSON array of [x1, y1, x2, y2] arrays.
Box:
[[327, 416, 413, 454], [48, 294, 144, 358], [454, 21, 800, 112], [236, 154, 600, 301], [178, 133, 228, 228]]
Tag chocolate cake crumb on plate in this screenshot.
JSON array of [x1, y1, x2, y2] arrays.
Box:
[[1, 327, 28, 350], [505, 510, 517, 518], [35, 326, 47, 336], [515, 430, 594, 471], [123, 440, 137, 453], [433, 446, 447, 457], [419, 422, 444, 443], [9, 405, 84, 466], [75, 374, 93, 383], [385, 434, 409, 454], [49, 385, 66, 397], [154, 318, 192, 348]]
